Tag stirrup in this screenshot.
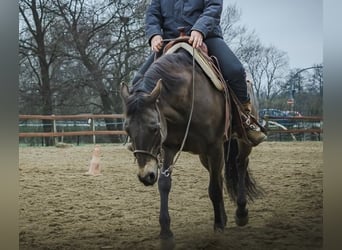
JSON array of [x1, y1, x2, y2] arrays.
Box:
[[241, 114, 266, 146], [245, 126, 267, 146]]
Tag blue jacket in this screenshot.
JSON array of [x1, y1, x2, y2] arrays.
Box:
[[145, 0, 223, 45]]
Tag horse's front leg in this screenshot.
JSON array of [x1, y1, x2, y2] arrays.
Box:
[[158, 148, 176, 239], [158, 168, 173, 239], [207, 144, 227, 232]]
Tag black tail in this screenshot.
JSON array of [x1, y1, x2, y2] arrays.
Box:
[[224, 139, 264, 202]]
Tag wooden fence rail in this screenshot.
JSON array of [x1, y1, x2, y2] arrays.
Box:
[[263, 115, 323, 141], [19, 130, 125, 138], [19, 114, 126, 144], [19, 114, 125, 120], [263, 115, 323, 132], [263, 115, 322, 122], [19, 114, 323, 142]]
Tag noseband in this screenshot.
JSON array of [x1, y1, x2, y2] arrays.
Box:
[[133, 149, 160, 162]]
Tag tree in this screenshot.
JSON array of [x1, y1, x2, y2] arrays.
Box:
[[220, 3, 248, 46], [260, 46, 289, 101], [220, 4, 289, 106], [19, 0, 62, 145], [19, 0, 150, 144], [51, 0, 148, 141], [282, 65, 323, 115]]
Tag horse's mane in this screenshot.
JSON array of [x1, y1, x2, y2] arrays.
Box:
[[126, 50, 192, 115]]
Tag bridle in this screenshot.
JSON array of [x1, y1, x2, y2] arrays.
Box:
[[132, 103, 164, 166]]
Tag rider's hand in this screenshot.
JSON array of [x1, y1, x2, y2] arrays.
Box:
[[151, 35, 163, 52], [189, 30, 203, 49]]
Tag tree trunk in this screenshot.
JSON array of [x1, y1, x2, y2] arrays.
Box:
[[31, 0, 54, 146]]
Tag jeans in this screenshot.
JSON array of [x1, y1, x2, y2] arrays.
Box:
[[132, 53, 156, 85]]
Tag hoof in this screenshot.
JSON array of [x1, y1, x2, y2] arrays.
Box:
[[159, 230, 173, 240], [235, 209, 249, 227], [214, 224, 225, 233], [235, 214, 249, 226], [160, 237, 175, 250]]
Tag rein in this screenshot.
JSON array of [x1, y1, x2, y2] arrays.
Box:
[[173, 47, 196, 163], [160, 47, 196, 177]]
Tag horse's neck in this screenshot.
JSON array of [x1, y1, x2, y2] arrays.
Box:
[[160, 91, 189, 122]]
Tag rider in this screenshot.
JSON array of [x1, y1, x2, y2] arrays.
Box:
[[132, 0, 266, 146]]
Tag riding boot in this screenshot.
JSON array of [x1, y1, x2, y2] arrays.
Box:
[[241, 101, 267, 146]]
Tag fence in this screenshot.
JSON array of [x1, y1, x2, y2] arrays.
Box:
[[19, 114, 126, 145], [263, 115, 323, 141], [19, 114, 323, 145]]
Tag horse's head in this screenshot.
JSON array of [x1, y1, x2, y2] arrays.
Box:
[[120, 79, 166, 186]]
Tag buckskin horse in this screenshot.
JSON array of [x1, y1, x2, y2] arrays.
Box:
[[120, 43, 263, 239]]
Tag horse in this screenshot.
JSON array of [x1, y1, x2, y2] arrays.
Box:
[[120, 47, 263, 239]]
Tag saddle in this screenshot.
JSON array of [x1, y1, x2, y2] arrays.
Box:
[[164, 38, 226, 92]]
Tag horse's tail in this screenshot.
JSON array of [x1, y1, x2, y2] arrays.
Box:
[[223, 139, 264, 202]]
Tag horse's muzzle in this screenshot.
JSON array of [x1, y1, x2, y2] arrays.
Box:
[[138, 170, 158, 186]]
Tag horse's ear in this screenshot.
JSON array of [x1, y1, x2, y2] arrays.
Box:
[[120, 82, 129, 101], [150, 79, 162, 102]]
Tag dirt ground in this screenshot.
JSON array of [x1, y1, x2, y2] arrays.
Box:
[[19, 141, 323, 250]]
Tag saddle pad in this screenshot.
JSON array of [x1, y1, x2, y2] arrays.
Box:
[[165, 42, 224, 91]]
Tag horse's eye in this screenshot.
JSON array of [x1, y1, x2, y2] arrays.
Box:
[[149, 124, 159, 134]]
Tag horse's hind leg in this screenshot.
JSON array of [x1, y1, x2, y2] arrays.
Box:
[[201, 144, 227, 232], [234, 140, 252, 226]]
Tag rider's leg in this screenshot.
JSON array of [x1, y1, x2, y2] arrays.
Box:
[[132, 53, 156, 85], [205, 37, 266, 146]]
